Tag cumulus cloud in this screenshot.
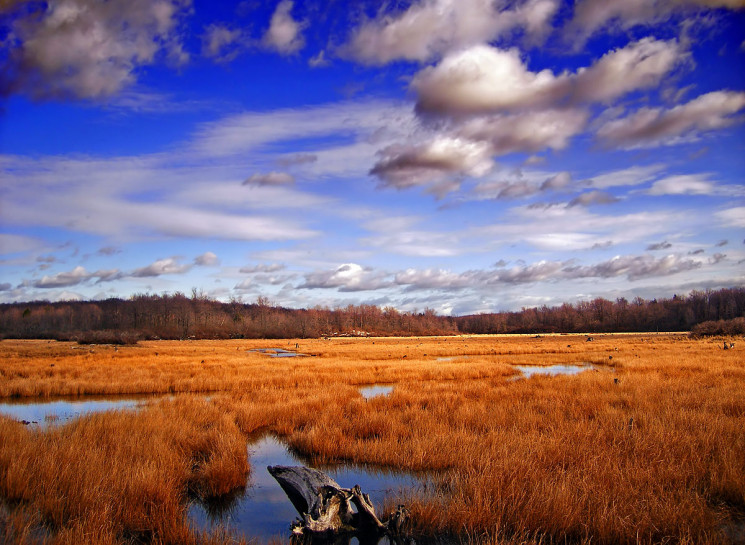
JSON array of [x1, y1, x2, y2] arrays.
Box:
[[573, 38, 685, 103], [202, 24, 245, 62], [413, 45, 570, 115], [194, 252, 219, 266], [262, 0, 305, 55], [131, 257, 191, 278], [2, 0, 190, 99], [342, 0, 558, 65], [597, 91, 745, 149], [243, 172, 295, 187], [412, 39, 683, 116], [32, 266, 122, 288], [300, 263, 391, 292], [370, 136, 494, 191]]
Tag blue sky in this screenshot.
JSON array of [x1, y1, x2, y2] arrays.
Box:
[[1, 0, 744, 314]]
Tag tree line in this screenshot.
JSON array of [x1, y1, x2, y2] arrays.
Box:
[[0, 288, 743, 342]]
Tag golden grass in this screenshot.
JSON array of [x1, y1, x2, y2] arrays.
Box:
[[0, 334, 743, 544], [0, 397, 250, 545]]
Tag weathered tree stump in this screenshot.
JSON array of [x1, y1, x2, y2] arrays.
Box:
[[267, 465, 410, 543]]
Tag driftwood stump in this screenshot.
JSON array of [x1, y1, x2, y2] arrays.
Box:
[[267, 465, 409, 543]]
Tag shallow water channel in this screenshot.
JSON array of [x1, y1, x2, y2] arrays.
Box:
[[0, 395, 157, 428], [188, 434, 423, 543], [513, 364, 594, 379], [248, 348, 308, 358], [359, 384, 395, 399]]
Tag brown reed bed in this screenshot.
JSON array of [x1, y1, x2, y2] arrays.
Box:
[[0, 334, 743, 544]]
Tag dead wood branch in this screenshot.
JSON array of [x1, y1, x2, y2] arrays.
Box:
[[267, 465, 409, 542]]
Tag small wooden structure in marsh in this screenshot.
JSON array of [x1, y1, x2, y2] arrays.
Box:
[[267, 465, 410, 544]]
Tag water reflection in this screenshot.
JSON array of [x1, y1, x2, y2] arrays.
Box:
[[359, 385, 394, 399], [189, 435, 422, 544], [249, 348, 308, 358], [513, 364, 593, 379], [0, 395, 158, 429]]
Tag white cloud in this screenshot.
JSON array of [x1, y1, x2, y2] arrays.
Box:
[[394, 252, 711, 291], [597, 91, 745, 149], [0, 152, 323, 243], [194, 252, 219, 266], [541, 171, 572, 191], [370, 136, 494, 191], [262, 0, 305, 55], [361, 230, 467, 257], [3, 0, 190, 99], [240, 263, 286, 274], [394, 268, 472, 290], [457, 108, 589, 155], [342, 0, 558, 65], [0, 234, 45, 255], [300, 263, 391, 292], [646, 174, 717, 195], [565, 253, 704, 281], [413, 45, 570, 115], [716, 207, 745, 228], [412, 39, 683, 116], [570, 0, 745, 38], [584, 164, 666, 189], [131, 257, 191, 278], [573, 38, 685, 103], [191, 100, 413, 158], [476, 206, 684, 251], [32, 266, 122, 288]]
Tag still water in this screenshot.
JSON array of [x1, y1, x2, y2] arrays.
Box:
[[188, 434, 422, 543], [359, 384, 395, 399], [513, 364, 594, 379], [0, 395, 156, 428]]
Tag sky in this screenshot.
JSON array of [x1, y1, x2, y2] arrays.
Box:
[[0, 0, 744, 315]]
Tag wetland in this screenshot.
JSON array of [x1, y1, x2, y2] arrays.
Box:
[[0, 334, 743, 545]]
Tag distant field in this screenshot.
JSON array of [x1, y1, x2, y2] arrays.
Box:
[[1, 334, 743, 544]]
